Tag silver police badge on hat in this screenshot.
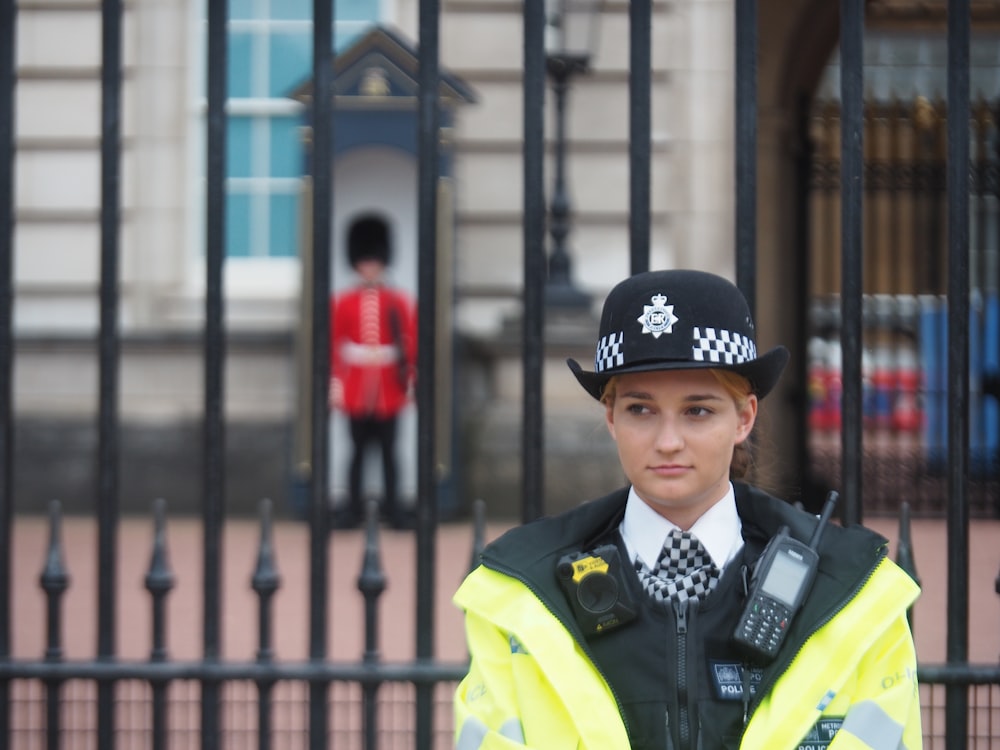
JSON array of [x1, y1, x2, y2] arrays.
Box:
[[637, 293, 679, 339]]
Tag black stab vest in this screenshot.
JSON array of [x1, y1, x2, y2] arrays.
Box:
[[583, 536, 762, 750]]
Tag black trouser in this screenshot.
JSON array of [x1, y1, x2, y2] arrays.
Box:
[[348, 414, 398, 517]]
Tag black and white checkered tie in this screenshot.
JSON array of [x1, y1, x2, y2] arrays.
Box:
[[635, 528, 720, 605]]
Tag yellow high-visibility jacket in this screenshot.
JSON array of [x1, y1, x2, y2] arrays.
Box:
[[454, 484, 922, 750]]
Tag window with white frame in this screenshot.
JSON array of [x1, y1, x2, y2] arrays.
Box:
[[192, 0, 381, 282]]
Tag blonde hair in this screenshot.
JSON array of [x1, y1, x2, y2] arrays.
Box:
[[708, 370, 755, 480], [600, 369, 757, 481]]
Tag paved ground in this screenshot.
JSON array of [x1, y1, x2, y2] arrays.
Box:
[[6, 511, 1000, 748], [9, 512, 1000, 666]]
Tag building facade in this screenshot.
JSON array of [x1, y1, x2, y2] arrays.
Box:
[[10, 0, 999, 517]]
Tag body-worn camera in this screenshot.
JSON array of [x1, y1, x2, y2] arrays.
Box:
[[556, 544, 637, 636]]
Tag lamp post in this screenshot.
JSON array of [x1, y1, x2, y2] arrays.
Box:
[[544, 0, 602, 308]]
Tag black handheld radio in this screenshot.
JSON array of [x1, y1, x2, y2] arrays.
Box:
[[732, 491, 838, 664]]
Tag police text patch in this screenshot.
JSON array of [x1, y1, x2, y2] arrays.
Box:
[[708, 661, 763, 701], [797, 718, 843, 750]]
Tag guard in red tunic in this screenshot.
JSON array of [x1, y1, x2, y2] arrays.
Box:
[[329, 215, 417, 528]]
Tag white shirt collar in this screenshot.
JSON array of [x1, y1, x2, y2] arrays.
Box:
[[620, 483, 744, 572]]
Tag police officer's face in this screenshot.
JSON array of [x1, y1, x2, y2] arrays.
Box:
[[604, 368, 757, 530]]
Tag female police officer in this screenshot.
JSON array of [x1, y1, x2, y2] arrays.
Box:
[[453, 270, 921, 750]]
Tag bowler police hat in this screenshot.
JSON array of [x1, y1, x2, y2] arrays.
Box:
[[348, 215, 391, 267], [567, 269, 789, 400]]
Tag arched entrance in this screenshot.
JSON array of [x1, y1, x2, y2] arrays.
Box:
[[757, 0, 1000, 513]]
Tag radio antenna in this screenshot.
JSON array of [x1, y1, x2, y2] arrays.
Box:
[[808, 491, 839, 549]]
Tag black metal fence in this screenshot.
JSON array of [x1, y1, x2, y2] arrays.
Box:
[[9, 497, 468, 750], [804, 94, 1000, 517], [1, 1, 998, 749]]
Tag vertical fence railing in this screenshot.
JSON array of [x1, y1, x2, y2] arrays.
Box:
[[250, 499, 279, 750], [308, 0, 333, 747], [357, 503, 385, 750], [40, 501, 67, 750], [97, 1, 123, 747], [629, 0, 652, 276], [522, 2, 545, 525], [144, 498, 174, 750], [839, 0, 865, 529], [415, 2, 441, 748], [945, 3, 971, 749], [734, 0, 757, 311], [202, 1, 228, 747], [0, 0, 15, 739]]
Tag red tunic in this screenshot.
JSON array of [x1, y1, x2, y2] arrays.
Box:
[[329, 284, 417, 418]]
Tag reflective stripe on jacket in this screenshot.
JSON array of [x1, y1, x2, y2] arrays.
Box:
[[453, 490, 921, 750]]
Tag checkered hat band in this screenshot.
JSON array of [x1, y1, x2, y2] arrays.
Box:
[[691, 327, 757, 365], [594, 331, 625, 373]]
